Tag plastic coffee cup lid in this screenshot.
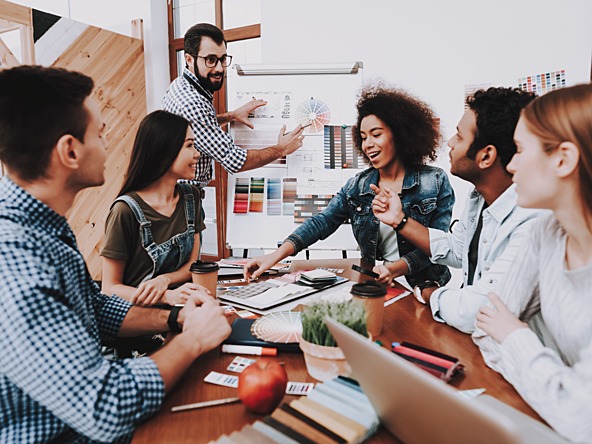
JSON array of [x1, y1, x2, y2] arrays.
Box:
[[350, 281, 387, 298], [190, 260, 219, 273]]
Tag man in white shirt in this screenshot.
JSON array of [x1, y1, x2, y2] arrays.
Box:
[[371, 87, 542, 333]]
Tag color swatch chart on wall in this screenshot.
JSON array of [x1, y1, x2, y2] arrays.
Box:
[[518, 70, 566, 95], [233, 176, 335, 223], [226, 63, 363, 250]]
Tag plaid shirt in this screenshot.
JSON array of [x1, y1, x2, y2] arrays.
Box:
[[161, 67, 247, 188], [0, 178, 164, 443]]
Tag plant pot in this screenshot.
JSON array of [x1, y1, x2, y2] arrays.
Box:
[[299, 337, 351, 382]]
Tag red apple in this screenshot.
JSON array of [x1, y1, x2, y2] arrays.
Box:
[[238, 359, 288, 414]]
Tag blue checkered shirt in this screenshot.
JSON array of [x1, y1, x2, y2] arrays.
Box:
[[161, 67, 247, 188], [0, 178, 164, 443]]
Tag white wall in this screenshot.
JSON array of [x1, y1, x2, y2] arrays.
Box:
[[8, 0, 170, 111]]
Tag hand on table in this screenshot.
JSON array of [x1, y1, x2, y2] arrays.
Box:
[[131, 275, 171, 306], [180, 296, 231, 354], [476, 293, 528, 343], [373, 264, 395, 286], [162, 282, 211, 306], [244, 254, 278, 282]]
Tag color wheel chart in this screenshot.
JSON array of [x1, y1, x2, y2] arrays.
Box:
[[323, 125, 364, 169], [295, 98, 331, 133], [518, 70, 566, 96]]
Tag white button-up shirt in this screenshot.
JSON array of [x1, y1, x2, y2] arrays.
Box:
[[428, 184, 544, 333]]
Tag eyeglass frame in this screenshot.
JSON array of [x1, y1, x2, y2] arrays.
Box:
[[189, 53, 233, 68]]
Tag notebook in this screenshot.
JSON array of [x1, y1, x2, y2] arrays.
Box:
[[222, 318, 301, 353], [325, 317, 568, 444]]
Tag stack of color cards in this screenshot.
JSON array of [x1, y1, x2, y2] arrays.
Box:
[[391, 342, 464, 382], [210, 376, 379, 444]]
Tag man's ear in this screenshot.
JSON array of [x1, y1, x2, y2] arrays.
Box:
[[476, 144, 498, 169], [53, 134, 80, 171], [185, 52, 194, 68], [554, 141, 580, 178]]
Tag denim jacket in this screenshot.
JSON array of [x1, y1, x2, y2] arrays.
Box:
[[286, 166, 454, 287]]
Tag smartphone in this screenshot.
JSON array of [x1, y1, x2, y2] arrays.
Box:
[[351, 264, 380, 279]]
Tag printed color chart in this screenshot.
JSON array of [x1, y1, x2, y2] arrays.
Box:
[[518, 70, 566, 95], [323, 125, 364, 169]]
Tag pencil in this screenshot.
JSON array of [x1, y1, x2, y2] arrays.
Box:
[[171, 396, 241, 412]]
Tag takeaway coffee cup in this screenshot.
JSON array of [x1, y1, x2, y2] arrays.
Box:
[[190, 260, 219, 298], [350, 281, 387, 338]]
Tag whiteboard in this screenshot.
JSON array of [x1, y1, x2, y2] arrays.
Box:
[[226, 63, 364, 250]]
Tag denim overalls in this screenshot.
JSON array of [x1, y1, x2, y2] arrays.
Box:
[[115, 183, 196, 283]]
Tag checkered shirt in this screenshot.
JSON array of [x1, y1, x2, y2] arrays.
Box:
[[161, 67, 247, 188], [0, 177, 164, 443]]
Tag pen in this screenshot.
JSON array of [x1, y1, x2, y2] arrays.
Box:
[[221, 344, 278, 356], [171, 396, 241, 413]]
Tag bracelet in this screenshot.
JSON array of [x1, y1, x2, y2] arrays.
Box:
[[393, 214, 408, 232], [167, 305, 183, 333]]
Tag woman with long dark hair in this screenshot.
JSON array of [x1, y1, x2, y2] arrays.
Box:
[[101, 110, 206, 306]]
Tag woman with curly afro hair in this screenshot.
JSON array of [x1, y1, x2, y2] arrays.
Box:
[[244, 84, 454, 288]]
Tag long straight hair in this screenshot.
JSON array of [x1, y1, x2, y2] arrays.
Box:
[[522, 84, 592, 222], [119, 110, 190, 196]]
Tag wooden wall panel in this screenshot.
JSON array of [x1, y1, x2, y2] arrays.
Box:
[[0, 2, 147, 279], [55, 26, 147, 280]]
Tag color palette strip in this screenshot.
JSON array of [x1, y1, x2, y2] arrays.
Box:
[[518, 70, 566, 96], [233, 178, 249, 214], [267, 178, 282, 215], [248, 177, 264, 212], [282, 178, 297, 215], [323, 125, 364, 170], [294, 194, 335, 223]]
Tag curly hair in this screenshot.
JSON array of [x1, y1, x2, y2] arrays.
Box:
[[353, 84, 442, 167], [466, 87, 535, 168]]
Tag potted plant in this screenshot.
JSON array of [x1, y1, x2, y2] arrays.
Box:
[[299, 300, 368, 381]]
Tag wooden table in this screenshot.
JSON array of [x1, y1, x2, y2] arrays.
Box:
[[133, 265, 541, 443]]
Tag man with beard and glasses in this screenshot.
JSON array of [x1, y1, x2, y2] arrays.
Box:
[[162, 23, 305, 190]]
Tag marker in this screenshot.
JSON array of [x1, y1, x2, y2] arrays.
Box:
[[221, 344, 277, 356]]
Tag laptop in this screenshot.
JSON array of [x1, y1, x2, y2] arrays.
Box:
[[325, 317, 568, 444]]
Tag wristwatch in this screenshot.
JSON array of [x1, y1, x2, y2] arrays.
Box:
[[167, 305, 183, 333], [413, 280, 440, 305]]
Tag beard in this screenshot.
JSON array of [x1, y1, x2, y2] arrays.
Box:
[[193, 59, 224, 92]]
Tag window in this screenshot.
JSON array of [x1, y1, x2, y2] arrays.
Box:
[[167, 0, 261, 261]]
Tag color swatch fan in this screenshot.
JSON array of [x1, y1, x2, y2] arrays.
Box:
[[251, 311, 302, 343], [295, 98, 331, 133]]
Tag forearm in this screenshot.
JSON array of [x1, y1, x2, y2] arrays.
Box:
[[217, 111, 232, 126], [397, 218, 432, 256], [239, 146, 285, 172], [119, 306, 169, 337], [385, 259, 410, 278], [102, 282, 141, 302], [150, 333, 204, 393]]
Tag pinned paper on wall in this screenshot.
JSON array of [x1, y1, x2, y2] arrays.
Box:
[[233, 178, 249, 214], [464, 83, 492, 109], [295, 97, 331, 134], [282, 178, 297, 215], [233, 90, 292, 120], [518, 70, 566, 96], [248, 177, 264, 212], [267, 178, 282, 215], [294, 194, 335, 223], [233, 123, 287, 167]]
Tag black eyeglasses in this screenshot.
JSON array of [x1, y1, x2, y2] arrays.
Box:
[[191, 54, 233, 68]]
